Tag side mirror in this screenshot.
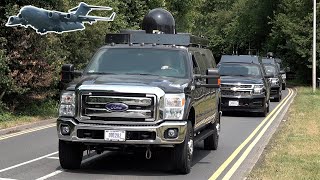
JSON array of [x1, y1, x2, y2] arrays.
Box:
[[194, 68, 220, 88], [206, 68, 220, 88], [61, 64, 75, 83]]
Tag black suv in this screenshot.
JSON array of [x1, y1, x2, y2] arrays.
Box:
[[262, 58, 285, 102], [218, 55, 271, 116], [263, 57, 286, 90], [57, 9, 221, 174]]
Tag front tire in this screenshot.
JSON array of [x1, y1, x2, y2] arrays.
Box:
[[204, 114, 220, 150], [259, 101, 268, 117], [59, 140, 83, 170], [173, 121, 193, 174], [274, 90, 281, 102]]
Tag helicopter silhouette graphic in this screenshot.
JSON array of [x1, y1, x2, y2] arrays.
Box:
[[6, 2, 116, 35]]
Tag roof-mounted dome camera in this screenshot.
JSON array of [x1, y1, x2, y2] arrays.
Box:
[[267, 52, 274, 58], [141, 8, 176, 34]]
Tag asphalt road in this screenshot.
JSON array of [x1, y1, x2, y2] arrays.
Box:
[[0, 89, 294, 180]]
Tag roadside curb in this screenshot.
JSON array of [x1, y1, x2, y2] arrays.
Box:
[[234, 88, 297, 179], [0, 118, 56, 136]]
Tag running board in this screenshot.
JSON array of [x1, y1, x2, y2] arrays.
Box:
[[194, 128, 214, 144]]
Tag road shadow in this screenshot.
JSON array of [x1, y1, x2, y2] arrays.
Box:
[[222, 111, 264, 117], [58, 143, 212, 176]]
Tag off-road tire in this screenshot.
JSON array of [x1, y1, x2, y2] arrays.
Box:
[[274, 90, 281, 102], [59, 140, 83, 169], [173, 121, 193, 174], [259, 101, 268, 117]]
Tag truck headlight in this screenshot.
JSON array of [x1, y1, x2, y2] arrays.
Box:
[[160, 94, 185, 120], [59, 91, 75, 117], [253, 85, 265, 95]]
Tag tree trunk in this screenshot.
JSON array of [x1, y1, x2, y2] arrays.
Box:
[[0, 90, 5, 102]]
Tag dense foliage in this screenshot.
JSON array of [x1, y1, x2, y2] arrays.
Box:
[[0, 0, 318, 112]]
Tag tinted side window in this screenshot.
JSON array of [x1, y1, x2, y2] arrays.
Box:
[[194, 52, 207, 74], [192, 54, 201, 74], [202, 54, 212, 69], [260, 64, 267, 76], [203, 49, 217, 68]]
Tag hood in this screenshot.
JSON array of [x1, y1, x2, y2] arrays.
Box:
[[221, 75, 264, 84], [67, 74, 190, 93]]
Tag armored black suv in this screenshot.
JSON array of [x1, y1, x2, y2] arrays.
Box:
[[57, 9, 221, 174], [263, 57, 286, 90], [262, 58, 285, 102], [218, 55, 271, 116]]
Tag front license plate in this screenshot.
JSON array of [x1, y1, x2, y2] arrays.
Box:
[[104, 130, 126, 142], [229, 101, 239, 106]]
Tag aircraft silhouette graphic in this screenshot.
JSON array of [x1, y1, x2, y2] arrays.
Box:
[[5, 2, 116, 35]]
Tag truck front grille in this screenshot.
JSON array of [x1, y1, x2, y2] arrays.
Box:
[[80, 92, 156, 121], [221, 84, 253, 89], [221, 90, 252, 97]]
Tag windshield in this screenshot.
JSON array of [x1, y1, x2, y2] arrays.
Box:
[[218, 63, 262, 77], [84, 48, 188, 78], [264, 65, 278, 75]]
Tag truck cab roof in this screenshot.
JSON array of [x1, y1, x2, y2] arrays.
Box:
[[220, 55, 261, 65]]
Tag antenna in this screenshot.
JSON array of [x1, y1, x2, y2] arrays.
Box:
[[236, 44, 238, 55], [232, 45, 235, 55]]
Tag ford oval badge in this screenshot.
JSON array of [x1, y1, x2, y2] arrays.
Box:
[[105, 103, 129, 112]]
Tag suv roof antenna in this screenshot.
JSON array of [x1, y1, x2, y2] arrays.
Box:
[[232, 45, 235, 55], [236, 44, 239, 55]]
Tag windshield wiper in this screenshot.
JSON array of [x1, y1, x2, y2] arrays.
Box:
[[222, 74, 248, 77], [87, 72, 117, 75], [125, 73, 159, 76]]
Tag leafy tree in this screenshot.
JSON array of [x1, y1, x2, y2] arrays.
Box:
[[267, 0, 316, 81], [1, 0, 66, 109], [0, 0, 318, 111]]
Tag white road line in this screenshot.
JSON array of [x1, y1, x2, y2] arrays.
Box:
[[46, 157, 59, 160], [35, 151, 106, 180], [0, 178, 18, 180], [0, 152, 58, 173], [35, 170, 63, 180]]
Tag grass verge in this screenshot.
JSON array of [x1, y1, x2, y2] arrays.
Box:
[[0, 100, 58, 129], [249, 87, 320, 179]]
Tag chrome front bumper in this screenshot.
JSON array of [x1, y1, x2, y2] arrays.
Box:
[[57, 118, 187, 145]]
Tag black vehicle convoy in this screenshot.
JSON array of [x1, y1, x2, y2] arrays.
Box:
[[218, 55, 271, 117], [266, 52, 287, 90], [262, 58, 286, 102], [57, 9, 221, 174]]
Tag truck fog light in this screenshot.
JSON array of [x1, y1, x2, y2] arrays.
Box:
[[60, 124, 71, 135], [165, 128, 178, 139]]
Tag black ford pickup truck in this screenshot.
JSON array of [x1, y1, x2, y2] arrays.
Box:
[[57, 8, 221, 174]]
